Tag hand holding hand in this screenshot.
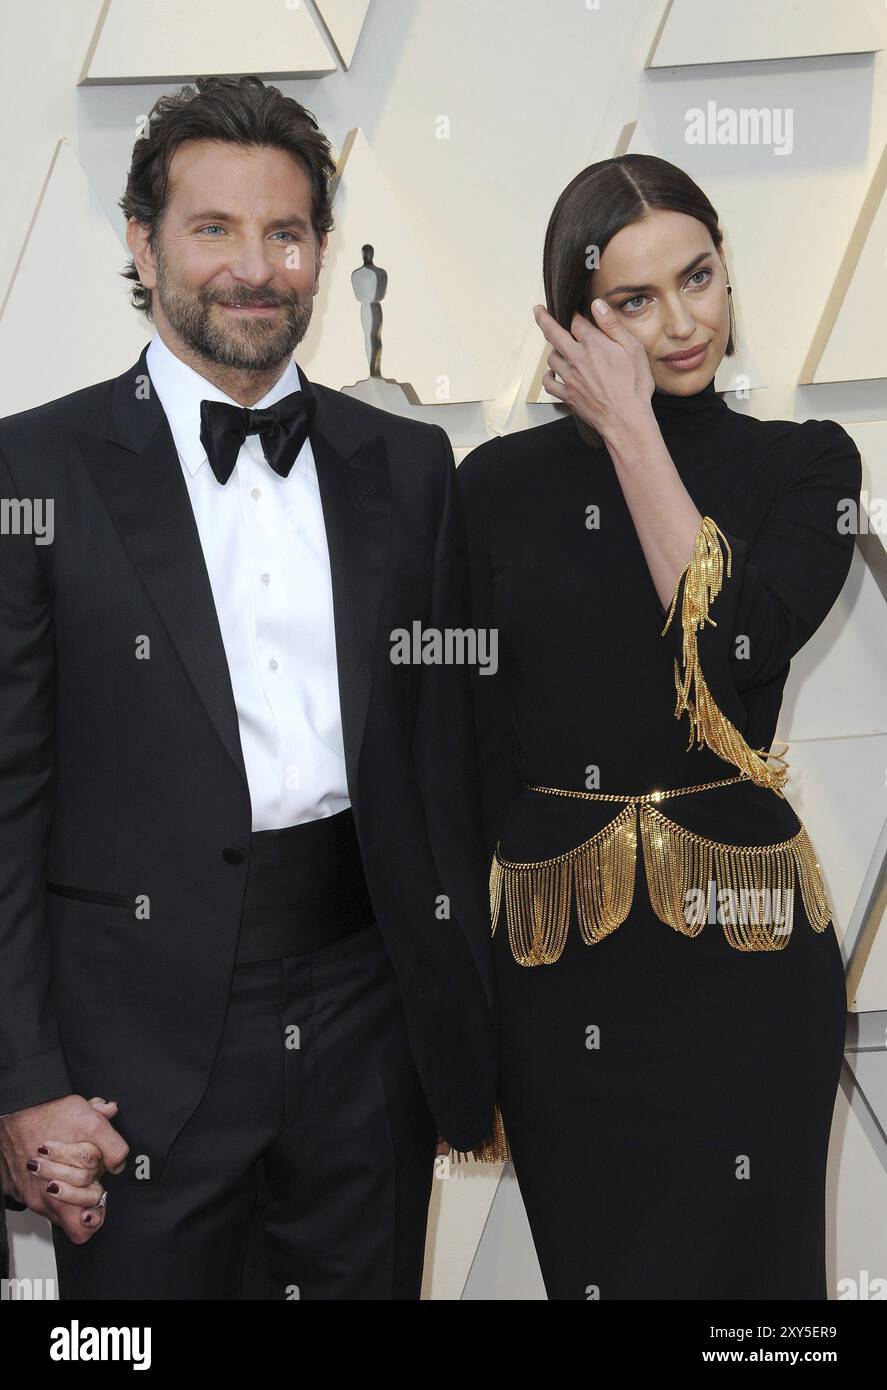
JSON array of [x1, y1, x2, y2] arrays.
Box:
[[0, 1094, 129, 1244]]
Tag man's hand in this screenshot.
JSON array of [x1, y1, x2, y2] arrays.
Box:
[[436, 1135, 451, 1157], [0, 1094, 129, 1244]]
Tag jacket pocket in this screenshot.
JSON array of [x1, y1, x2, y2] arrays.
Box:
[[46, 882, 138, 912]]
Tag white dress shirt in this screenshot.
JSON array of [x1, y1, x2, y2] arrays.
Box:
[[146, 332, 350, 831]]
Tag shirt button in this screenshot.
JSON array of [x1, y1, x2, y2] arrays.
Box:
[[260, 572, 271, 585], [269, 658, 278, 671], [222, 846, 245, 865], [251, 487, 261, 500]]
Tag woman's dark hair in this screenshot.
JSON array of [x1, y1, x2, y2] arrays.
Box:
[[118, 75, 337, 319], [542, 153, 736, 446]]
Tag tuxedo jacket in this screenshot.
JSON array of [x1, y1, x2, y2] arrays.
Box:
[[0, 343, 499, 1173]]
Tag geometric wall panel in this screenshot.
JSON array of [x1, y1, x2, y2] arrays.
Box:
[[461, 1167, 546, 1300], [299, 129, 493, 402], [314, 0, 372, 69], [845, 808, 887, 1016], [828, 1083, 887, 1296], [423, 1165, 502, 1299], [847, 421, 887, 565], [844, 1048, 887, 1170], [81, 0, 336, 84], [780, 548, 887, 742], [0, 139, 148, 416], [4, 1206, 56, 1295], [800, 139, 887, 385], [781, 734, 887, 964], [649, 0, 880, 69]]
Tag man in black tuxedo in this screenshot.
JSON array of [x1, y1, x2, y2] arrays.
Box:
[[0, 76, 497, 1299]]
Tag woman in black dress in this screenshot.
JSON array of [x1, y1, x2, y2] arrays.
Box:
[[454, 155, 861, 1300]]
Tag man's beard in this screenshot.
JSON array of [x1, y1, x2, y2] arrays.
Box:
[[153, 247, 315, 372]]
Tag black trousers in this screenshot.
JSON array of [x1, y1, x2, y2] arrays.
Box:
[[52, 919, 439, 1299]]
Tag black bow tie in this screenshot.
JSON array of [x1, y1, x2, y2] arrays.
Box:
[[199, 386, 316, 485]]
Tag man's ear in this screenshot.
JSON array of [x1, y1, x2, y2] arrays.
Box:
[[126, 217, 157, 290], [314, 231, 329, 292]]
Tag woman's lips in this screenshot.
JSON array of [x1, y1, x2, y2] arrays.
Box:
[[661, 342, 709, 370]]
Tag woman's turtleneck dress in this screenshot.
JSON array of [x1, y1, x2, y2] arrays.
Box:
[[456, 377, 861, 1300]]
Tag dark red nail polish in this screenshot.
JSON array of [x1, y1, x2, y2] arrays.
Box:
[[26, 1159, 39, 1172], [37, 1146, 49, 1155], [45, 1182, 59, 1194]]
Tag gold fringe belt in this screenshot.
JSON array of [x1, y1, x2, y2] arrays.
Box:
[[452, 776, 833, 1165], [492, 775, 831, 965]]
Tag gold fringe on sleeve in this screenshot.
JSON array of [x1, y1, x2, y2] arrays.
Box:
[[449, 1104, 513, 1164], [661, 516, 790, 795]]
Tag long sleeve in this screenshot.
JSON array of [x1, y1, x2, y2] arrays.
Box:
[[660, 419, 862, 786], [455, 435, 524, 865], [409, 425, 500, 1025], [0, 444, 73, 1115], [410, 426, 489, 874]]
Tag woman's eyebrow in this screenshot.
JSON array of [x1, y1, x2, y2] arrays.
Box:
[[604, 251, 713, 296]]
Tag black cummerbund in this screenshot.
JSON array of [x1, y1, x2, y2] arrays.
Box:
[[235, 806, 376, 963]]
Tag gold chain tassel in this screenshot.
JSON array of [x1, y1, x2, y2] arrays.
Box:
[[639, 802, 712, 938], [639, 803, 831, 950], [573, 806, 637, 946], [450, 1106, 514, 1162], [662, 516, 790, 795], [489, 854, 503, 932], [449, 1103, 513, 1165], [493, 805, 637, 965], [793, 822, 833, 931], [504, 858, 571, 966]]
